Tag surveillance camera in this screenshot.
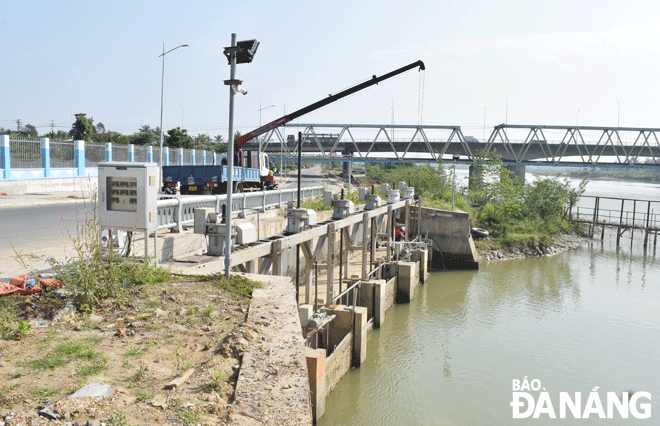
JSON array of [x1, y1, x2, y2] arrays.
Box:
[[232, 84, 248, 95]]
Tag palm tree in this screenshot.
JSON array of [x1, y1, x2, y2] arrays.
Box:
[[139, 125, 152, 134]]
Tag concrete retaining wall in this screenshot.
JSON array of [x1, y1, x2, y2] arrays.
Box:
[[410, 205, 479, 269], [229, 274, 313, 425], [325, 331, 352, 394]]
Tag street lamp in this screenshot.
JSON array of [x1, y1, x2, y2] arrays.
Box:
[[257, 104, 275, 158], [223, 34, 259, 277], [483, 108, 486, 141], [158, 42, 189, 191], [258, 104, 275, 127]]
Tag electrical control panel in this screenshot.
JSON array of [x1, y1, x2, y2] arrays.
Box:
[[98, 162, 159, 232]]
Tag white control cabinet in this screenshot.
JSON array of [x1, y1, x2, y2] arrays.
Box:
[[99, 162, 158, 233]]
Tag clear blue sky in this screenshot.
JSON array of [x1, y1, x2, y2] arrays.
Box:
[[3, 0, 660, 140]]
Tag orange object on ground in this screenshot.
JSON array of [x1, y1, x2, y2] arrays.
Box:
[[0, 275, 63, 295]]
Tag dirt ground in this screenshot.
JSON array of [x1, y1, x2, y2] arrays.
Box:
[[0, 276, 262, 425]]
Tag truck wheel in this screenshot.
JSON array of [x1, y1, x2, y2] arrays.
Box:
[[212, 183, 227, 194]]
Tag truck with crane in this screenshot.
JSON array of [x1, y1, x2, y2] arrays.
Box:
[[161, 60, 425, 194]]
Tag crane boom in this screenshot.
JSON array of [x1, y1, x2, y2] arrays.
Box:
[[233, 60, 425, 148]]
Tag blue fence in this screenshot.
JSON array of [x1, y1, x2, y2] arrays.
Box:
[[0, 135, 216, 180]]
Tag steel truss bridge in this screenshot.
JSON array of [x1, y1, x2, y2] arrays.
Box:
[[245, 123, 660, 168]]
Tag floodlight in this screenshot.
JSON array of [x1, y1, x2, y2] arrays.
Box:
[[224, 39, 259, 64]]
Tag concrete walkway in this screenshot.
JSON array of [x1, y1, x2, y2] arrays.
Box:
[[0, 191, 92, 209]]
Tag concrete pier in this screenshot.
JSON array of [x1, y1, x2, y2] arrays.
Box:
[[505, 164, 526, 182]]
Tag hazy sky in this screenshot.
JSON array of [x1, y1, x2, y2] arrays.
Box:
[[3, 0, 660, 141]]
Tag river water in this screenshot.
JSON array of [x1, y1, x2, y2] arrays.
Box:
[[320, 179, 660, 425]]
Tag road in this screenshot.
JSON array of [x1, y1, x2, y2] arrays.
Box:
[[0, 166, 336, 280], [0, 202, 95, 279]]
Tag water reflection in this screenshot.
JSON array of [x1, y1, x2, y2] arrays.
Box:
[[321, 238, 660, 426]]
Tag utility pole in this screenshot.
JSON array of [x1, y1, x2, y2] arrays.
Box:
[[50, 120, 55, 137], [16, 119, 21, 132]]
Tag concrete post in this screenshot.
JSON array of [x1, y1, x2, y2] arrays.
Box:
[[361, 213, 369, 279], [74, 140, 85, 176], [202, 150, 207, 165], [178, 148, 184, 166], [397, 261, 419, 303], [306, 348, 326, 423], [352, 306, 368, 367], [505, 164, 526, 182], [1, 135, 10, 179], [386, 205, 393, 260], [105, 142, 112, 162], [272, 240, 285, 276], [468, 164, 483, 190], [326, 223, 335, 305], [191, 148, 196, 165], [40, 138, 50, 177], [213, 152, 217, 166], [163, 147, 169, 166], [128, 144, 135, 162], [370, 279, 387, 328], [404, 200, 410, 242], [147, 145, 154, 163]]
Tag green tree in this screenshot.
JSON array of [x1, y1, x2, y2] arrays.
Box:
[[69, 113, 96, 142], [130, 132, 158, 146], [21, 124, 38, 139], [139, 125, 152, 134], [95, 122, 106, 134], [166, 127, 194, 149], [92, 131, 130, 144]]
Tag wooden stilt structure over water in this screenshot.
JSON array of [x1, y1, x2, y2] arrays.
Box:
[[573, 196, 660, 248]]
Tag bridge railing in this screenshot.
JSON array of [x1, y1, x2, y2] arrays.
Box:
[[156, 186, 325, 233]]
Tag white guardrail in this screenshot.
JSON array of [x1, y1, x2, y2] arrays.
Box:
[[156, 186, 325, 232]]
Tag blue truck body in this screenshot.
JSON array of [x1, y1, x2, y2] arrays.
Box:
[[162, 165, 262, 194]]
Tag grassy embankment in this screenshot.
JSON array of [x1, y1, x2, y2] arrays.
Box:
[[353, 152, 587, 251]]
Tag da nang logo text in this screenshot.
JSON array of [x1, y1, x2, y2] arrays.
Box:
[[510, 377, 651, 419]]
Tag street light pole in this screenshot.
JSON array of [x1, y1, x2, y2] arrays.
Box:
[[258, 104, 276, 127], [225, 33, 238, 277], [158, 42, 189, 192], [483, 108, 486, 141]]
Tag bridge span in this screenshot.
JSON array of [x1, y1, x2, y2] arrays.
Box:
[[247, 123, 660, 179]]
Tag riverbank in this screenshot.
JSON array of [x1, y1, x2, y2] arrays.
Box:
[[0, 272, 312, 425], [477, 233, 589, 262]]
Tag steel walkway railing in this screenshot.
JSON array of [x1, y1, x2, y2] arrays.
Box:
[[156, 186, 324, 232]]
